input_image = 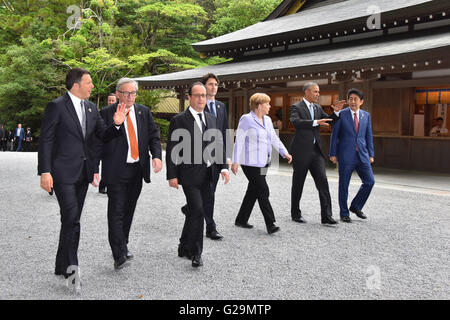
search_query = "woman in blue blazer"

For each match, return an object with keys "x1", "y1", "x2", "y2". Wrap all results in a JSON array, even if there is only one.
[{"x1": 231, "y1": 93, "x2": 292, "y2": 234}]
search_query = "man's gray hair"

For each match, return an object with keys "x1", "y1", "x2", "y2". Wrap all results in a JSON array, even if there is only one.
[
  {"x1": 116, "y1": 78, "x2": 139, "y2": 91},
  {"x1": 303, "y1": 82, "x2": 319, "y2": 93}
]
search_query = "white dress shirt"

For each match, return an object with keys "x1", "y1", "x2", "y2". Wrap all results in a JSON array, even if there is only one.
[
  {"x1": 189, "y1": 106, "x2": 206, "y2": 133},
  {"x1": 350, "y1": 108, "x2": 360, "y2": 123},
  {"x1": 67, "y1": 91, "x2": 85, "y2": 127}
]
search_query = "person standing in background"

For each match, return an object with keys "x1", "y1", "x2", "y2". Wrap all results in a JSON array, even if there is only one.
[
  {"x1": 99, "y1": 93, "x2": 118, "y2": 194},
  {"x1": 15, "y1": 123, "x2": 25, "y2": 151}
]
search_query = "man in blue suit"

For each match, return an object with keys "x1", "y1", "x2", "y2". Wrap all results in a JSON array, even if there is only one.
[
  {"x1": 329, "y1": 88, "x2": 375, "y2": 223},
  {"x1": 15, "y1": 123, "x2": 25, "y2": 151}
]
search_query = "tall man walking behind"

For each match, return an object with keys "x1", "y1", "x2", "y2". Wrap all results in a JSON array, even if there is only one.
[
  {"x1": 38, "y1": 68, "x2": 126, "y2": 290},
  {"x1": 329, "y1": 88, "x2": 375, "y2": 223},
  {"x1": 198, "y1": 73, "x2": 230, "y2": 240},
  {"x1": 99, "y1": 78, "x2": 162, "y2": 270},
  {"x1": 289, "y1": 82, "x2": 345, "y2": 224}
]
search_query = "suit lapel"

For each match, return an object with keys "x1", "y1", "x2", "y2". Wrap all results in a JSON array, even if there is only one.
[
  {"x1": 64, "y1": 93, "x2": 84, "y2": 140},
  {"x1": 134, "y1": 104, "x2": 144, "y2": 153},
  {"x1": 185, "y1": 109, "x2": 199, "y2": 137},
  {"x1": 299, "y1": 100, "x2": 312, "y2": 120}
]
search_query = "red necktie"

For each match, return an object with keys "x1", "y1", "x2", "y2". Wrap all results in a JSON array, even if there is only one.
[{"x1": 354, "y1": 112, "x2": 359, "y2": 151}]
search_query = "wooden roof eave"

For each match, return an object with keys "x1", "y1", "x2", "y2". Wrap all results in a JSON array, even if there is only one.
[{"x1": 192, "y1": 1, "x2": 450, "y2": 55}]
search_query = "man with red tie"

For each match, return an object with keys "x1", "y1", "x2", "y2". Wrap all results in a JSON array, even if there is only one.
[
  {"x1": 329, "y1": 88, "x2": 375, "y2": 223},
  {"x1": 99, "y1": 78, "x2": 162, "y2": 269}
]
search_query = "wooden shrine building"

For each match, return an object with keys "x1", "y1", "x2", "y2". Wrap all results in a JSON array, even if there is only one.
[{"x1": 135, "y1": 0, "x2": 450, "y2": 173}]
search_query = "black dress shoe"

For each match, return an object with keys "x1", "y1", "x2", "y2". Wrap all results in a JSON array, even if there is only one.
[
  {"x1": 181, "y1": 205, "x2": 188, "y2": 215},
  {"x1": 178, "y1": 245, "x2": 191, "y2": 259},
  {"x1": 340, "y1": 216, "x2": 352, "y2": 223},
  {"x1": 267, "y1": 224, "x2": 280, "y2": 234},
  {"x1": 126, "y1": 251, "x2": 134, "y2": 260},
  {"x1": 114, "y1": 256, "x2": 130, "y2": 270},
  {"x1": 350, "y1": 207, "x2": 367, "y2": 219},
  {"x1": 321, "y1": 216, "x2": 338, "y2": 225},
  {"x1": 292, "y1": 216, "x2": 307, "y2": 223},
  {"x1": 192, "y1": 255, "x2": 203, "y2": 268},
  {"x1": 206, "y1": 230, "x2": 223, "y2": 240},
  {"x1": 235, "y1": 221, "x2": 253, "y2": 229}
]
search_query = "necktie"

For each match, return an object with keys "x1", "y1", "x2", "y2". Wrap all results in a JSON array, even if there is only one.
[
  {"x1": 354, "y1": 112, "x2": 359, "y2": 133},
  {"x1": 309, "y1": 103, "x2": 315, "y2": 120},
  {"x1": 354, "y1": 112, "x2": 359, "y2": 152},
  {"x1": 209, "y1": 101, "x2": 216, "y2": 117},
  {"x1": 80, "y1": 100, "x2": 86, "y2": 138},
  {"x1": 126, "y1": 110, "x2": 139, "y2": 160},
  {"x1": 309, "y1": 103, "x2": 316, "y2": 144},
  {"x1": 198, "y1": 113, "x2": 207, "y2": 133}
]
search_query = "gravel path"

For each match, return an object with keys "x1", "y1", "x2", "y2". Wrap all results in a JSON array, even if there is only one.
[{"x1": 0, "y1": 152, "x2": 448, "y2": 300}]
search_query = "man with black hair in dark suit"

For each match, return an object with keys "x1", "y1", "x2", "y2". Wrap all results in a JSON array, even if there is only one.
[
  {"x1": 289, "y1": 82, "x2": 345, "y2": 225},
  {"x1": 167, "y1": 82, "x2": 229, "y2": 268},
  {"x1": 0, "y1": 124, "x2": 6, "y2": 151},
  {"x1": 38, "y1": 68, "x2": 126, "y2": 291}
]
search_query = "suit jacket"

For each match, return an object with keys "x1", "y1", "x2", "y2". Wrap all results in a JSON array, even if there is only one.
[
  {"x1": 99, "y1": 103, "x2": 162, "y2": 185},
  {"x1": 289, "y1": 99, "x2": 339, "y2": 158},
  {"x1": 15, "y1": 128, "x2": 25, "y2": 140},
  {"x1": 166, "y1": 109, "x2": 226, "y2": 187},
  {"x1": 329, "y1": 107, "x2": 374, "y2": 165},
  {"x1": 38, "y1": 92, "x2": 121, "y2": 184},
  {"x1": 206, "y1": 100, "x2": 231, "y2": 161}
]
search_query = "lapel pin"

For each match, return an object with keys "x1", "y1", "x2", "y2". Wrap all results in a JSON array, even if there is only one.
[
  {"x1": 88, "y1": 108, "x2": 92, "y2": 112},
  {"x1": 138, "y1": 111, "x2": 142, "y2": 115}
]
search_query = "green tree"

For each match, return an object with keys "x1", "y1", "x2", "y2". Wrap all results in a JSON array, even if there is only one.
[
  {"x1": 0, "y1": 37, "x2": 66, "y2": 134},
  {"x1": 208, "y1": 0, "x2": 282, "y2": 37}
]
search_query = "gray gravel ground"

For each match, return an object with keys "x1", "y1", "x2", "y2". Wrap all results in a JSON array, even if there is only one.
[{"x1": 0, "y1": 152, "x2": 449, "y2": 300}]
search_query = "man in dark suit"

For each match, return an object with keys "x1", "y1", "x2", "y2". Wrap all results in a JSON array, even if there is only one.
[
  {"x1": 289, "y1": 82, "x2": 345, "y2": 225},
  {"x1": 99, "y1": 78, "x2": 162, "y2": 270},
  {"x1": 98, "y1": 93, "x2": 118, "y2": 194},
  {"x1": 38, "y1": 68, "x2": 126, "y2": 291},
  {"x1": 330, "y1": 88, "x2": 375, "y2": 223},
  {"x1": 0, "y1": 124, "x2": 6, "y2": 151},
  {"x1": 167, "y1": 82, "x2": 229, "y2": 268},
  {"x1": 195, "y1": 73, "x2": 231, "y2": 240}
]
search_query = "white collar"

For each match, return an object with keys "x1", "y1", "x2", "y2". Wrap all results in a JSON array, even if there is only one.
[
  {"x1": 303, "y1": 98, "x2": 314, "y2": 108},
  {"x1": 67, "y1": 91, "x2": 82, "y2": 106},
  {"x1": 189, "y1": 106, "x2": 205, "y2": 118}
]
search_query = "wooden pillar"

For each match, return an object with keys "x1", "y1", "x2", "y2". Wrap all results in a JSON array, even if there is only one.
[
  {"x1": 363, "y1": 80, "x2": 373, "y2": 115},
  {"x1": 228, "y1": 89, "x2": 235, "y2": 129},
  {"x1": 243, "y1": 88, "x2": 249, "y2": 114},
  {"x1": 176, "y1": 88, "x2": 186, "y2": 113}
]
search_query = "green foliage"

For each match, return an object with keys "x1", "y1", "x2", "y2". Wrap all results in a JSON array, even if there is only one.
[
  {"x1": 153, "y1": 117, "x2": 170, "y2": 142},
  {"x1": 208, "y1": 0, "x2": 282, "y2": 36},
  {"x1": 0, "y1": 0, "x2": 279, "y2": 135}
]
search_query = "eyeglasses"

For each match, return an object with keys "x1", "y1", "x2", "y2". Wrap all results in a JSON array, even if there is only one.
[
  {"x1": 190, "y1": 94, "x2": 206, "y2": 99},
  {"x1": 118, "y1": 91, "x2": 137, "y2": 97}
]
